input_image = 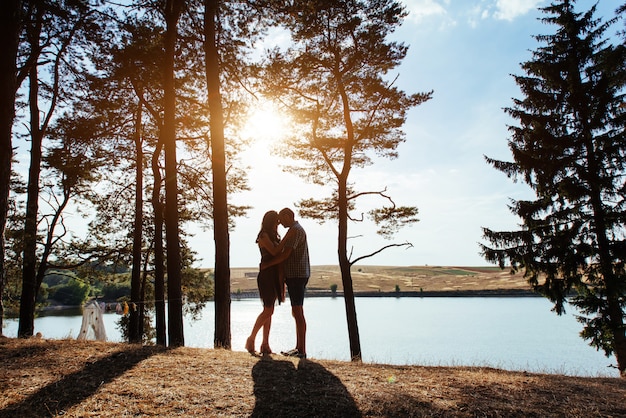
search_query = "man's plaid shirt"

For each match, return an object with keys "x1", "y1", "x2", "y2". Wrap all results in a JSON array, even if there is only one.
[{"x1": 283, "y1": 221, "x2": 310, "y2": 279}]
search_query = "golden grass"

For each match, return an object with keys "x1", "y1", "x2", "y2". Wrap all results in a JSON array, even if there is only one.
[
  {"x1": 1, "y1": 338, "x2": 625, "y2": 417},
  {"x1": 230, "y1": 265, "x2": 532, "y2": 294}
]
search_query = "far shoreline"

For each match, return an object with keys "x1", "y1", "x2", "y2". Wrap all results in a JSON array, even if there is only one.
[
  {"x1": 232, "y1": 288, "x2": 539, "y2": 299},
  {"x1": 31, "y1": 289, "x2": 540, "y2": 315}
]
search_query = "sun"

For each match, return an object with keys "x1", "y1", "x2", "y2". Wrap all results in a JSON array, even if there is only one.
[{"x1": 241, "y1": 102, "x2": 292, "y2": 144}]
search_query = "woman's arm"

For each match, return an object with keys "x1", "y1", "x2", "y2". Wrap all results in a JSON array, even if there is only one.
[{"x1": 258, "y1": 232, "x2": 282, "y2": 257}]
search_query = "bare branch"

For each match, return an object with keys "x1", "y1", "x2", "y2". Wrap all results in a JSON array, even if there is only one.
[{"x1": 349, "y1": 241, "x2": 413, "y2": 266}]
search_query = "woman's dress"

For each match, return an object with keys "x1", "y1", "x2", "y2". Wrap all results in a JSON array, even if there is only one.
[{"x1": 257, "y1": 246, "x2": 282, "y2": 306}]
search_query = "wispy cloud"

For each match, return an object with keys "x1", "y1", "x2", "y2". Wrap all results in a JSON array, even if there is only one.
[
  {"x1": 492, "y1": 0, "x2": 544, "y2": 21},
  {"x1": 403, "y1": 0, "x2": 543, "y2": 30},
  {"x1": 404, "y1": 0, "x2": 455, "y2": 27}
]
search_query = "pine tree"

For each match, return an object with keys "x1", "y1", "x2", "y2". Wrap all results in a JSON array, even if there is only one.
[
  {"x1": 261, "y1": 0, "x2": 431, "y2": 361},
  {"x1": 481, "y1": 0, "x2": 626, "y2": 377}
]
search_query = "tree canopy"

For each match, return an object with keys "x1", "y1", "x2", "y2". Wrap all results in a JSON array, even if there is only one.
[{"x1": 481, "y1": 0, "x2": 626, "y2": 377}]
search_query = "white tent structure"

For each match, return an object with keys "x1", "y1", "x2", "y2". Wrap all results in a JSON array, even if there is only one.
[{"x1": 77, "y1": 300, "x2": 107, "y2": 341}]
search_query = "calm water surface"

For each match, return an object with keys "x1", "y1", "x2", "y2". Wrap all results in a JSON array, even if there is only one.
[{"x1": 3, "y1": 297, "x2": 618, "y2": 377}]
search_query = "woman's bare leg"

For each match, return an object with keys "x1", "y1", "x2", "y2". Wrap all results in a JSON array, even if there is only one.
[
  {"x1": 260, "y1": 313, "x2": 273, "y2": 354},
  {"x1": 247, "y1": 306, "x2": 274, "y2": 353}
]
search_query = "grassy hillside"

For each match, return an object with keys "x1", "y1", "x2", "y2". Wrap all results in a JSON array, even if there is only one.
[{"x1": 230, "y1": 265, "x2": 531, "y2": 294}]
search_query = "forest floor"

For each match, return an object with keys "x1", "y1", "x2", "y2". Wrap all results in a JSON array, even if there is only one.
[{"x1": 1, "y1": 338, "x2": 625, "y2": 417}]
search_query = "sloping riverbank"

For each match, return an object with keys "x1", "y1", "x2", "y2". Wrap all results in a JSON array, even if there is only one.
[{"x1": 1, "y1": 338, "x2": 625, "y2": 417}]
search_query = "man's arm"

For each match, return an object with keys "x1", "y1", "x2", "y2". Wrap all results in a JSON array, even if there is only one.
[
  {"x1": 275, "y1": 226, "x2": 296, "y2": 253},
  {"x1": 260, "y1": 247, "x2": 292, "y2": 270}
]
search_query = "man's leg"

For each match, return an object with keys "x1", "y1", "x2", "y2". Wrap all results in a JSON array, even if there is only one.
[
  {"x1": 285, "y1": 277, "x2": 308, "y2": 357},
  {"x1": 292, "y1": 305, "x2": 306, "y2": 355}
]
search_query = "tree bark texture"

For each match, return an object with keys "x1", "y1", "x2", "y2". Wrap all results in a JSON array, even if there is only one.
[
  {"x1": 163, "y1": 0, "x2": 184, "y2": 347},
  {"x1": 0, "y1": 0, "x2": 20, "y2": 336},
  {"x1": 205, "y1": 0, "x2": 231, "y2": 349},
  {"x1": 152, "y1": 141, "x2": 167, "y2": 346},
  {"x1": 18, "y1": 18, "x2": 43, "y2": 337},
  {"x1": 129, "y1": 100, "x2": 144, "y2": 344}
]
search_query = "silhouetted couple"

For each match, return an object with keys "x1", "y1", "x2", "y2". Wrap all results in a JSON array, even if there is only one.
[{"x1": 246, "y1": 208, "x2": 310, "y2": 359}]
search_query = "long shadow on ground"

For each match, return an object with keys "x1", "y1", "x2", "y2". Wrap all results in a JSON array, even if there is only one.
[
  {"x1": 0, "y1": 344, "x2": 162, "y2": 417},
  {"x1": 252, "y1": 356, "x2": 361, "y2": 417}
]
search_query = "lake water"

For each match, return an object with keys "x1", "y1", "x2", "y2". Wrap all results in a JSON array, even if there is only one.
[{"x1": 2, "y1": 297, "x2": 619, "y2": 377}]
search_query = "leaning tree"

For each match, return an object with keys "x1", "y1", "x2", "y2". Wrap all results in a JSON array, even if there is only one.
[
  {"x1": 261, "y1": 0, "x2": 431, "y2": 361},
  {"x1": 481, "y1": 0, "x2": 626, "y2": 377}
]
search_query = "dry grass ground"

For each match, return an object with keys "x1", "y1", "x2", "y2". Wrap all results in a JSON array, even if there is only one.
[{"x1": 1, "y1": 338, "x2": 625, "y2": 417}]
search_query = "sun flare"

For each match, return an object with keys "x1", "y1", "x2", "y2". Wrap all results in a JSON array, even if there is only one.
[{"x1": 241, "y1": 103, "x2": 292, "y2": 144}]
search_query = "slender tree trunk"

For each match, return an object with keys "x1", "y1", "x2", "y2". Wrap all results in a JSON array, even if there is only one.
[
  {"x1": 35, "y1": 175, "x2": 71, "y2": 292},
  {"x1": 152, "y1": 142, "x2": 166, "y2": 346},
  {"x1": 0, "y1": 0, "x2": 21, "y2": 336},
  {"x1": 337, "y1": 75, "x2": 361, "y2": 361},
  {"x1": 18, "y1": 26, "x2": 43, "y2": 338},
  {"x1": 129, "y1": 100, "x2": 144, "y2": 344},
  {"x1": 140, "y1": 260, "x2": 148, "y2": 343},
  {"x1": 204, "y1": 0, "x2": 231, "y2": 349},
  {"x1": 163, "y1": 0, "x2": 184, "y2": 347},
  {"x1": 338, "y1": 177, "x2": 361, "y2": 361}
]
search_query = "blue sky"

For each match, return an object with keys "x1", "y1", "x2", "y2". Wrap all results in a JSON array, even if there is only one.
[
  {"x1": 196, "y1": 0, "x2": 623, "y2": 269},
  {"x1": 14, "y1": 1, "x2": 615, "y2": 269}
]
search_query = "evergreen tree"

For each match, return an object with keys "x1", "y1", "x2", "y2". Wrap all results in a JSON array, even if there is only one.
[
  {"x1": 17, "y1": 0, "x2": 101, "y2": 338},
  {"x1": 481, "y1": 0, "x2": 626, "y2": 377},
  {"x1": 199, "y1": 0, "x2": 268, "y2": 349}
]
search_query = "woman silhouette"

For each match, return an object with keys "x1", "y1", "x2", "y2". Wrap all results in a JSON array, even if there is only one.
[{"x1": 246, "y1": 210, "x2": 285, "y2": 354}]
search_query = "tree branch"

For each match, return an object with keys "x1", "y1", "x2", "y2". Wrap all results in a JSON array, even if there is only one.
[{"x1": 349, "y1": 241, "x2": 413, "y2": 266}]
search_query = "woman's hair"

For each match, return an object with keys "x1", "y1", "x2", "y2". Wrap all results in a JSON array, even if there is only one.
[{"x1": 257, "y1": 210, "x2": 280, "y2": 244}]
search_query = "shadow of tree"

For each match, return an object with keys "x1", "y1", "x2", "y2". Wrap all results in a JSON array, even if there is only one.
[
  {"x1": 0, "y1": 344, "x2": 162, "y2": 417},
  {"x1": 252, "y1": 356, "x2": 361, "y2": 417}
]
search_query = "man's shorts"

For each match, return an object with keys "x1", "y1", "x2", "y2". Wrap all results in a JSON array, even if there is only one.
[{"x1": 285, "y1": 277, "x2": 309, "y2": 306}]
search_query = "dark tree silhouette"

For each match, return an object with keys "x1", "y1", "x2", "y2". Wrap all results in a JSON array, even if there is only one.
[
  {"x1": 481, "y1": 1, "x2": 626, "y2": 377},
  {"x1": 163, "y1": 0, "x2": 185, "y2": 347},
  {"x1": 261, "y1": 0, "x2": 431, "y2": 361},
  {"x1": 204, "y1": 0, "x2": 231, "y2": 349},
  {"x1": 18, "y1": 0, "x2": 98, "y2": 338},
  {"x1": 0, "y1": 0, "x2": 21, "y2": 335}
]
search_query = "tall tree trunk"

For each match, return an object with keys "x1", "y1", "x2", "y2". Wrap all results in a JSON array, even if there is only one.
[
  {"x1": 18, "y1": 20, "x2": 43, "y2": 337},
  {"x1": 0, "y1": 0, "x2": 21, "y2": 336},
  {"x1": 129, "y1": 100, "x2": 144, "y2": 344},
  {"x1": 163, "y1": 0, "x2": 184, "y2": 347},
  {"x1": 337, "y1": 75, "x2": 361, "y2": 361},
  {"x1": 152, "y1": 142, "x2": 166, "y2": 346},
  {"x1": 338, "y1": 177, "x2": 361, "y2": 361},
  {"x1": 204, "y1": 0, "x2": 231, "y2": 349}
]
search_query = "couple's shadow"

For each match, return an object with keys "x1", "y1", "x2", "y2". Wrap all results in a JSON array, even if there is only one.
[{"x1": 251, "y1": 355, "x2": 361, "y2": 417}]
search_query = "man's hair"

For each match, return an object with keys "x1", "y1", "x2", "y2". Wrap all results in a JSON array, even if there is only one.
[{"x1": 279, "y1": 207, "x2": 294, "y2": 220}]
